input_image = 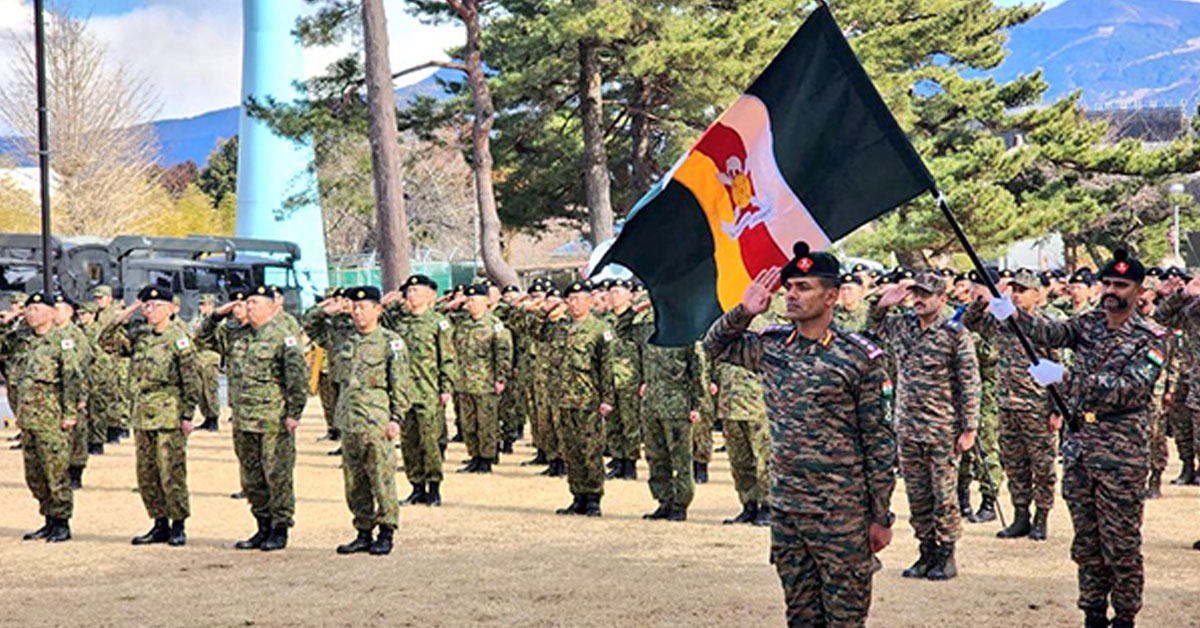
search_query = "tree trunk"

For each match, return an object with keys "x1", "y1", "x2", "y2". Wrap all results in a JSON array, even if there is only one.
[
  {"x1": 579, "y1": 37, "x2": 614, "y2": 244},
  {"x1": 361, "y1": 0, "x2": 411, "y2": 289},
  {"x1": 629, "y1": 76, "x2": 654, "y2": 202},
  {"x1": 455, "y1": 0, "x2": 519, "y2": 286}
]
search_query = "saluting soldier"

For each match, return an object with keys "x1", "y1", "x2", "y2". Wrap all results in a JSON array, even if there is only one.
[
  {"x1": 1152, "y1": 268, "x2": 1200, "y2": 487},
  {"x1": 704, "y1": 244, "x2": 895, "y2": 627},
  {"x1": 91, "y1": 285, "x2": 129, "y2": 443},
  {"x1": 1016, "y1": 250, "x2": 1165, "y2": 628},
  {"x1": 303, "y1": 288, "x2": 357, "y2": 456},
  {"x1": 450, "y1": 284, "x2": 512, "y2": 474},
  {"x1": 190, "y1": 293, "x2": 223, "y2": 432},
  {"x1": 99, "y1": 286, "x2": 203, "y2": 547},
  {"x1": 51, "y1": 295, "x2": 94, "y2": 491},
  {"x1": 601, "y1": 279, "x2": 642, "y2": 480},
  {"x1": 334, "y1": 287, "x2": 411, "y2": 556},
  {"x1": 832, "y1": 272, "x2": 869, "y2": 333}
]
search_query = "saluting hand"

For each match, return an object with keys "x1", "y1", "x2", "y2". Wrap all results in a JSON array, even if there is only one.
[
  {"x1": 118, "y1": 300, "x2": 143, "y2": 323},
  {"x1": 741, "y1": 267, "x2": 780, "y2": 316},
  {"x1": 876, "y1": 282, "x2": 911, "y2": 309},
  {"x1": 381, "y1": 291, "x2": 404, "y2": 306},
  {"x1": 215, "y1": 301, "x2": 237, "y2": 316}
]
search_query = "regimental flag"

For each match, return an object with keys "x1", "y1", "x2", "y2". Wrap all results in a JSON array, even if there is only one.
[{"x1": 596, "y1": 6, "x2": 936, "y2": 346}]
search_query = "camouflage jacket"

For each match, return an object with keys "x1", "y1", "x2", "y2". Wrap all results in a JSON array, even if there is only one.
[
  {"x1": 832, "y1": 303, "x2": 869, "y2": 334},
  {"x1": 302, "y1": 307, "x2": 356, "y2": 384},
  {"x1": 451, "y1": 312, "x2": 512, "y2": 395},
  {"x1": 1153, "y1": 293, "x2": 1199, "y2": 391},
  {"x1": 961, "y1": 299, "x2": 1060, "y2": 413},
  {"x1": 544, "y1": 314, "x2": 614, "y2": 410},
  {"x1": 195, "y1": 314, "x2": 253, "y2": 401},
  {"x1": 615, "y1": 307, "x2": 703, "y2": 416},
  {"x1": 704, "y1": 305, "x2": 895, "y2": 524},
  {"x1": 335, "y1": 325, "x2": 411, "y2": 433},
  {"x1": 869, "y1": 302, "x2": 981, "y2": 441},
  {"x1": 10, "y1": 327, "x2": 84, "y2": 431},
  {"x1": 57, "y1": 322, "x2": 94, "y2": 406},
  {"x1": 602, "y1": 307, "x2": 642, "y2": 391},
  {"x1": 708, "y1": 314, "x2": 767, "y2": 422},
  {"x1": 234, "y1": 316, "x2": 309, "y2": 432},
  {"x1": 1016, "y1": 309, "x2": 1165, "y2": 468},
  {"x1": 500, "y1": 303, "x2": 541, "y2": 383},
  {"x1": 99, "y1": 320, "x2": 202, "y2": 431},
  {"x1": 383, "y1": 306, "x2": 456, "y2": 405},
  {"x1": 0, "y1": 319, "x2": 34, "y2": 384},
  {"x1": 82, "y1": 319, "x2": 116, "y2": 383}
]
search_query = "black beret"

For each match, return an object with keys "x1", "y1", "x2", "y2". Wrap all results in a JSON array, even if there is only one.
[
  {"x1": 563, "y1": 281, "x2": 591, "y2": 297},
  {"x1": 52, "y1": 293, "x2": 76, "y2": 308},
  {"x1": 954, "y1": 273, "x2": 970, "y2": 283},
  {"x1": 545, "y1": 287, "x2": 562, "y2": 298},
  {"x1": 1098, "y1": 249, "x2": 1146, "y2": 283},
  {"x1": 998, "y1": 268, "x2": 1015, "y2": 279},
  {"x1": 1146, "y1": 267, "x2": 1163, "y2": 278},
  {"x1": 248, "y1": 285, "x2": 280, "y2": 299},
  {"x1": 405, "y1": 275, "x2": 438, "y2": 291},
  {"x1": 851, "y1": 263, "x2": 867, "y2": 273},
  {"x1": 840, "y1": 273, "x2": 863, "y2": 286},
  {"x1": 968, "y1": 267, "x2": 1001, "y2": 286},
  {"x1": 867, "y1": 269, "x2": 882, "y2": 278},
  {"x1": 463, "y1": 284, "x2": 488, "y2": 298},
  {"x1": 780, "y1": 241, "x2": 841, "y2": 284},
  {"x1": 229, "y1": 288, "x2": 249, "y2": 302},
  {"x1": 25, "y1": 292, "x2": 51, "y2": 307},
  {"x1": 1164, "y1": 266, "x2": 1193, "y2": 282},
  {"x1": 937, "y1": 268, "x2": 955, "y2": 278},
  {"x1": 502, "y1": 285, "x2": 522, "y2": 295},
  {"x1": 138, "y1": 285, "x2": 173, "y2": 302},
  {"x1": 1069, "y1": 269, "x2": 1094, "y2": 285},
  {"x1": 347, "y1": 286, "x2": 382, "y2": 302}
]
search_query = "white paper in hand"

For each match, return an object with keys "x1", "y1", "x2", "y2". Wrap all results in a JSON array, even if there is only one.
[
  {"x1": 1028, "y1": 359, "x2": 1065, "y2": 387},
  {"x1": 989, "y1": 295, "x2": 1016, "y2": 321}
]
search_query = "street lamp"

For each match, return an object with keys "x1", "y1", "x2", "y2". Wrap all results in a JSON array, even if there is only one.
[{"x1": 1169, "y1": 183, "x2": 1186, "y2": 263}]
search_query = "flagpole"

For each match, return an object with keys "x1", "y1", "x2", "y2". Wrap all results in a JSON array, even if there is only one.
[
  {"x1": 33, "y1": 0, "x2": 53, "y2": 295},
  {"x1": 932, "y1": 190, "x2": 1077, "y2": 433}
]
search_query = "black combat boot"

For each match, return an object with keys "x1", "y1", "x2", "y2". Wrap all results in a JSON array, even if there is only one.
[
  {"x1": 450, "y1": 432, "x2": 464, "y2": 443},
  {"x1": 1144, "y1": 471, "x2": 1162, "y2": 499},
  {"x1": 106, "y1": 427, "x2": 121, "y2": 444},
  {"x1": 1193, "y1": 539, "x2": 1200, "y2": 550},
  {"x1": 68, "y1": 466, "x2": 83, "y2": 491},
  {"x1": 1109, "y1": 619, "x2": 1133, "y2": 628},
  {"x1": 1170, "y1": 459, "x2": 1195, "y2": 485},
  {"x1": 369, "y1": 526, "x2": 394, "y2": 556},
  {"x1": 556, "y1": 495, "x2": 586, "y2": 515},
  {"x1": 521, "y1": 450, "x2": 548, "y2": 466},
  {"x1": 426, "y1": 482, "x2": 442, "y2": 507},
  {"x1": 694, "y1": 461, "x2": 709, "y2": 484},
  {"x1": 235, "y1": 517, "x2": 271, "y2": 550},
  {"x1": 1029, "y1": 508, "x2": 1049, "y2": 541},
  {"x1": 230, "y1": 491, "x2": 245, "y2": 499},
  {"x1": 132, "y1": 518, "x2": 170, "y2": 545},
  {"x1": 327, "y1": 446, "x2": 343, "y2": 457},
  {"x1": 46, "y1": 517, "x2": 71, "y2": 543},
  {"x1": 547, "y1": 459, "x2": 565, "y2": 477},
  {"x1": 902, "y1": 541, "x2": 937, "y2": 578},
  {"x1": 926, "y1": 542, "x2": 957, "y2": 580},
  {"x1": 337, "y1": 529, "x2": 374, "y2": 554},
  {"x1": 623, "y1": 459, "x2": 638, "y2": 480},
  {"x1": 23, "y1": 516, "x2": 52, "y2": 541},
  {"x1": 1083, "y1": 605, "x2": 1110, "y2": 628},
  {"x1": 996, "y1": 505, "x2": 1031, "y2": 539},
  {"x1": 584, "y1": 494, "x2": 602, "y2": 517},
  {"x1": 473, "y1": 458, "x2": 493, "y2": 474},
  {"x1": 643, "y1": 503, "x2": 671, "y2": 520},
  {"x1": 457, "y1": 457, "x2": 481, "y2": 473},
  {"x1": 723, "y1": 502, "x2": 757, "y2": 525},
  {"x1": 167, "y1": 520, "x2": 187, "y2": 547},
  {"x1": 666, "y1": 508, "x2": 687, "y2": 522},
  {"x1": 957, "y1": 483, "x2": 973, "y2": 519},
  {"x1": 199, "y1": 417, "x2": 219, "y2": 432},
  {"x1": 260, "y1": 526, "x2": 288, "y2": 552},
  {"x1": 969, "y1": 494, "x2": 997, "y2": 523},
  {"x1": 753, "y1": 503, "x2": 770, "y2": 526},
  {"x1": 500, "y1": 440, "x2": 514, "y2": 454},
  {"x1": 87, "y1": 442, "x2": 104, "y2": 455},
  {"x1": 400, "y1": 483, "x2": 427, "y2": 506},
  {"x1": 605, "y1": 459, "x2": 626, "y2": 480}
]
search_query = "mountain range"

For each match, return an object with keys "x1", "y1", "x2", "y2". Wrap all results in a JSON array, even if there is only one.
[{"x1": 5, "y1": 0, "x2": 1200, "y2": 167}]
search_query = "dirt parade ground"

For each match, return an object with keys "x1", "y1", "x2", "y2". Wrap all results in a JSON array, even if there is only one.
[{"x1": 1, "y1": 398, "x2": 1198, "y2": 628}]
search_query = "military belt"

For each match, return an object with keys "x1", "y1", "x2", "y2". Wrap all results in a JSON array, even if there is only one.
[{"x1": 1081, "y1": 407, "x2": 1147, "y2": 424}]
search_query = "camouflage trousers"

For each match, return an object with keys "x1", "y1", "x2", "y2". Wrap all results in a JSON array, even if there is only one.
[
  {"x1": 499, "y1": 377, "x2": 526, "y2": 444},
  {"x1": 341, "y1": 430, "x2": 399, "y2": 531},
  {"x1": 23, "y1": 427, "x2": 73, "y2": 519},
  {"x1": 534, "y1": 378, "x2": 562, "y2": 460},
  {"x1": 317, "y1": 374, "x2": 339, "y2": 432},
  {"x1": 643, "y1": 414, "x2": 694, "y2": 510},
  {"x1": 401, "y1": 402, "x2": 444, "y2": 484},
  {"x1": 1166, "y1": 380, "x2": 1198, "y2": 468},
  {"x1": 771, "y1": 510, "x2": 880, "y2": 628},
  {"x1": 998, "y1": 408, "x2": 1057, "y2": 511},
  {"x1": 69, "y1": 413, "x2": 90, "y2": 468},
  {"x1": 958, "y1": 406, "x2": 1003, "y2": 499},
  {"x1": 233, "y1": 429, "x2": 296, "y2": 528},
  {"x1": 899, "y1": 436, "x2": 962, "y2": 545},
  {"x1": 723, "y1": 419, "x2": 769, "y2": 505},
  {"x1": 113, "y1": 363, "x2": 132, "y2": 430},
  {"x1": 455, "y1": 392, "x2": 499, "y2": 460},
  {"x1": 1063, "y1": 456, "x2": 1146, "y2": 622},
  {"x1": 1149, "y1": 407, "x2": 1168, "y2": 475},
  {"x1": 197, "y1": 352, "x2": 221, "y2": 422},
  {"x1": 135, "y1": 429, "x2": 190, "y2": 521},
  {"x1": 560, "y1": 407, "x2": 605, "y2": 497},
  {"x1": 525, "y1": 376, "x2": 545, "y2": 452},
  {"x1": 605, "y1": 387, "x2": 641, "y2": 460},
  {"x1": 693, "y1": 406, "x2": 714, "y2": 465},
  {"x1": 87, "y1": 387, "x2": 108, "y2": 445}
]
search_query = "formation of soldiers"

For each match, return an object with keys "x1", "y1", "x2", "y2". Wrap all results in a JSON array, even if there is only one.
[{"x1": 4, "y1": 244, "x2": 1200, "y2": 627}]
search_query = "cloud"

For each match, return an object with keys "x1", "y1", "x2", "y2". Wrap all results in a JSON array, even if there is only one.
[{"x1": 0, "y1": 0, "x2": 462, "y2": 125}]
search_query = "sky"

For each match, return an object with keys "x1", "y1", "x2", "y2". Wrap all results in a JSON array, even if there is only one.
[{"x1": 0, "y1": 0, "x2": 462, "y2": 123}]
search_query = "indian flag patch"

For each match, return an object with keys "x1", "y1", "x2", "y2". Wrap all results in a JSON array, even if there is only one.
[
  {"x1": 284, "y1": 336, "x2": 298, "y2": 348},
  {"x1": 882, "y1": 379, "x2": 894, "y2": 398},
  {"x1": 1147, "y1": 348, "x2": 1164, "y2": 367},
  {"x1": 175, "y1": 337, "x2": 190, "y2": 350}
]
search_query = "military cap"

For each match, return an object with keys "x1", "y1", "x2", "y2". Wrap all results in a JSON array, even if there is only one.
[
  {"x1": 502, "y1": 285, "x2": 522, "y2": 295},
  {"x1": 247, "y1": 285, "x2": 280, "y2": 299},
  {"x1": 563, "y1": 281, "x2": 591, "y2": 297},
  {"x1": 909, "y1": 271, "x2": 945, "y2": 294},
  {"x1": 1010, "y1": 269, "x2": 1041, "y2": 291},
  {"x1": 198, "y1": 293, "x2": 218, "y2": 305},
  {"x1": 867, "y1": 269, "x2": 882, "y2": 279},
  {"x1": 954, "y1": 272, "x2": 971, "y2": 284},
  {"x1": 937, "y1": 268, "x2": 956, "y2": 278},
  {"x1": 1069, "y1": 268, "x2": 1094, "y2": 285},
  {"x1": 25, "y1": 292, "x2": 51, "y2": 307},
  {"x1": 969, "y1": 267, "x2": 1001, "y2": 286},
  {"x1": 324, "y1": 286, "x2": 340, "y2": 298},
  {"x1": 877, "y1": 274, "x2": 895, "y2": 286},
  {"x1": 545, "y1": 287, "x2": 563, "y2": 299},
  {"x1": 896, "y1": 268, "x2": 916, "y2": 281},
  {"x1": 610, "y1": 279, "x2": 634, "y2": 290},
  {"x1": 229, "y1": 288, "x2": 249, "y2": 302},
  {"x1": 92, "y1": 285, "x2": 113, "y2": 298},
  {"x1": 851, "y1": 263, "x2": 867, "y2": 273},
  {"x1": 463, "y1": 284, "x2": 488, "y2": 298},
  {"x1": 138, "y1": 285, "x2": 173, "y2": 303},
  {"x1": 1146, "y1": 267, "x2": 1164, "y2": 278},
  {"x1": 595, "y1": 278, "x2": 614, "y2": 291},
  {"x1": 1164, "y1": 266, "x2": 1193, "y2": 282},
  {"x1": 77, "y1": 302, "x2": 98, "y2": 314},
  {"x1": 347, "y1": 286, "x2": 382, "y2": 302},
  {"x1": 781, "y1": 241, "x2": 841, "y2": 284},
  {"x1": 1098, "y1": 249, "x2": 1146, "y2": 283},
  {"x1": 405, "y1": 274, "x2": 438, "y2": 291},
  {"x1": 631, "y1": 281, "x2": 645, "y2": 293},
  {"x1": 998, "y1": 268, "x2": 1015, "y2": 280},
  {"x1": 1051, "y1": 268, "x2": 1067, "y2": 279},
  {"x1": 840, "y1": 273, "x2": 863, "y2": 286}
]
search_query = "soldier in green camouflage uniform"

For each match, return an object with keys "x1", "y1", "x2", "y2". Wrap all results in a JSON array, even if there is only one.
[
  {"x1": 52, "y1": 296, "x2": 94, "y2": 490},
  {"x1": 493, "y1": 285, "x2": 525, "y2": 452},
  {"x1": 334, "y1": 286, "x2": 411, "y2": 556},
  {"x1": 383, "y1": 275, "x2": 456, "y2": 506},
  {"x1": 450, "y1": 284, "x2": 512, "y2": 473},
  {"x1": 190, "y1": 294, "x2": 222, "y2": 432},
  {"x1": 705, "y1": 245, "x2": 896, "y2": 627},
  {"x1": 693, "y1": 345, "x2": 715, "y2": 484},
  {"x1": 223, "y1": 285, "x2": 309, "y2": 551},
  {"x1": 616, "y1": 300, "x2": 703, "y2": 521},
  {"x1": 75, "y1": 302, "x2": 108, "y2": 455},
  {"x1": 303, "y1": 291, "x2": 358, "y2": 456},
  {"x1": 92, "y1": 285, "x2": 130, "y2": 442},
  {"x1": 546, "y1": 281, "x2": 613, "y2": 517},
  {"x1": 601, "y1": 279, "x2": 641, "y2": 480},
  {"x1": 870, "y1": 271, "x2": 980, "y2": 581},
  {"x1": 962, "y1": 270, "x2": 1061, "y2": 541},
  {"x1": 312, "y1": 287, "x2": 344, "y2": 442},
  {"x1": 832, "y1": 273, "x2": 869, "y2": 333},
  {"x1": 195, "y1": 289, "x2": 254, "y2": 501},
  {"x1": 1152, "y1": 270, "x2": 1200, "y2": 487},
  {"x1": 99, "y1": 286, "x2": 202, "y2": 547},
  {"x1": 10, "y1": 293, "x2": 83, "y2": 542},
  {"x1": 1016, "y1": 251, "x2": 1164, "y2": 628},
  {"x1": 709, "y1": 314, "x2": 771, "y2": 527}
]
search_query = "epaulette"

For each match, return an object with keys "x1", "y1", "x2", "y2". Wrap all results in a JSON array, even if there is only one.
[
  {"x1": 942, "y1": 318, "x2": 964, "y2": 332},
  {"x1": 1135, "y1": 319, "x2": 1166, "y2": 338},
  {"x1": 845, "y1": 332, "x2": 884, "y2": 361},
  {"x1": 759, "y1": 324, "x2": 792, "y2": 336}
]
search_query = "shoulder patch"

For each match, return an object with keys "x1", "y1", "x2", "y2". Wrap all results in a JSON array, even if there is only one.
[
  {"x1": 175, "y1": 337, "x2": 191, "y2": 350},
  {"x1": 759, "y1": 324, "x2": 792, "y2": 336},
  {"x1": 389, "y1": 338, "x2": 404, "y2": 352},
  {"x1": 61, "y1": 338, "x2": 74, "y2": 350},
  {"x1": 1147, "y1": 347, "x2": 1165, "y2": 367},
  {"x1": 284, "y1": 336, "x2": 298, "y2": 348},
  {"x1": 438, "y1": 319, "x2": 450, "y2": 331},
  {"x1": 493, "y1": 322, "x2": 504, "y2": 333},
  {"x1": 603, "y1": 330, "x2": 613, "y2": 342},
  {"x1": 942, "y1": 319, "x2": 963, "y2": 332},
  {"x1": 846, "y1": 332, "x2": 883, "y2": 361}
]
